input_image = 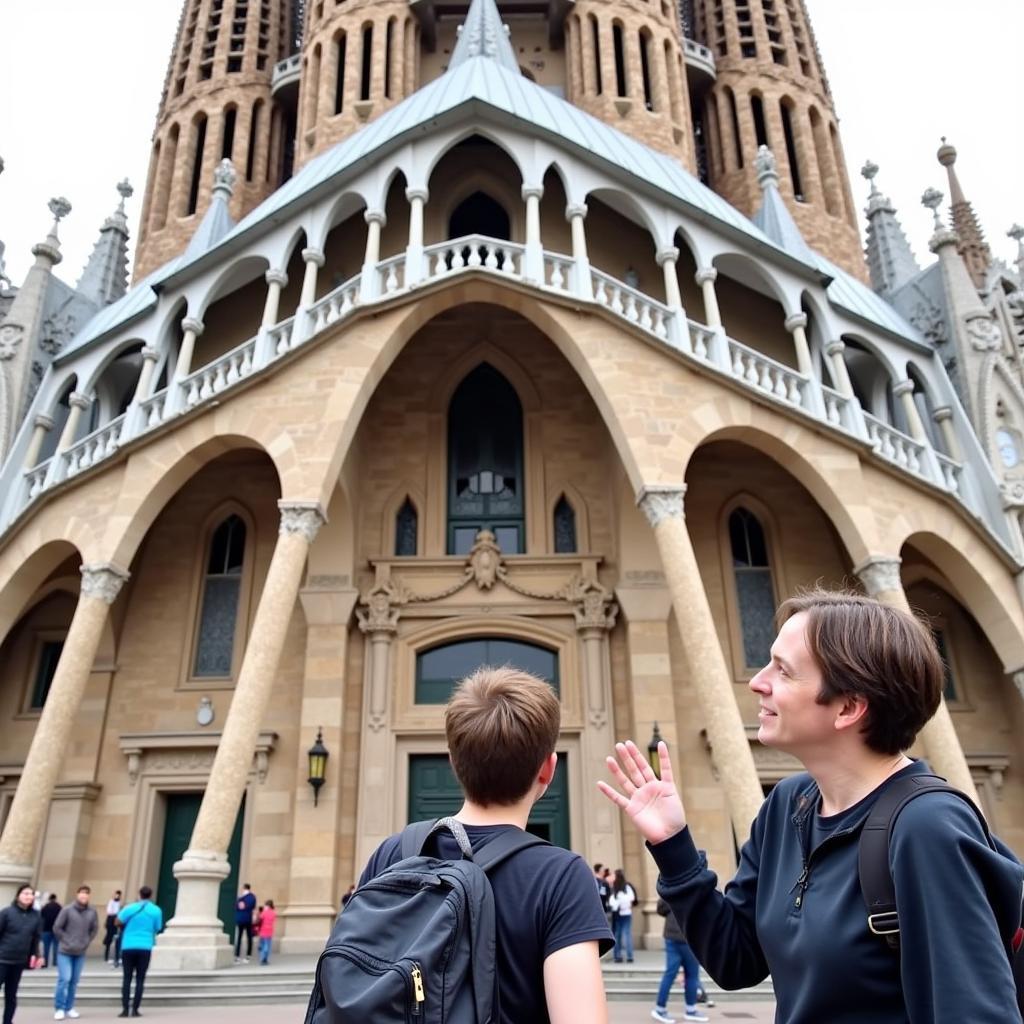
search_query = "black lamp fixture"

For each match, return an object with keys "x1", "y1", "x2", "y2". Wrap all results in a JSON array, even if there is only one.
[
  {"x1": 647, "y1": 722, "x2": 664, "y2": 779},
  {"x1": 307, "y1": 728, "x2": 329, "y2": 806}
]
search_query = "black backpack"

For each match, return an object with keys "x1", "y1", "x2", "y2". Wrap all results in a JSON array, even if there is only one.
[
  {"x1": 858, "y1": 772, "x2": 1024, "y2": 1017},
  {"x1": 304, "y1": 816, "x2": 546, "y2": 1023}
]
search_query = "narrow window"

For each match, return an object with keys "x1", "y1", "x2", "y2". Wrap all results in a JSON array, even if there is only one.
[
  {"x1": 639, "y1": 31, "x2": 653, "y2": 110},
  {"x1": 309, "y1": 44, "x2": 322, "y2": 125},
  {"x1": 385, "y1": 19, "x2": 394, "y2": 99},
  {"x1": 809, "y1": 106, "x2": 838, "y2": 215},
  {"x1": 360, "y1": 24, "x2": 373, "y2": 101},
  {"x1": 193, "y1": 514, "x2": 246, "y2": 677},
  {"x1": 591, "y1": 15, "x2": 602, "y2": 95},
  {"x1": 553, "y1": 496, "x2": 577, "y2": 553},
  {"x1": 153, "y1": 124, "x2": 177, "y2": 230},
  {"x1": 933, "y1": 627, "x2": 958, "y2": 702},
  {"x1": 221, "y1": 106, "x2": 237, "y2": 160},
  {"x1": 30, "y1": 639, "x2": 64, "y2": 709},
  {"x1": 726, "y1": 87, "x2": 743, "y2": 168},
  {"x1": 395, "y1": 498, "x2": 418, "y2": 556},
  {"x1": 245, "y1": 100, "x2": 262, "y2": 181},
  {"x1": 780, "y1": 102, "x2": 803, "y2": 199},
  {"x1": 334, "y1": 31, "x2": 346, "y2": 114},
  {"x1": 187, "y1": 114, "x2": 208, "y2": 215},
  {"x1": 612, "y1": 23, "x2": 627, "y2": 97},
  {"x1": 729, "y1": 507, "x2": 775, "y2": 670},
  {"x1": 751, "y1": 94, "x2": 768, "y2": 148}
]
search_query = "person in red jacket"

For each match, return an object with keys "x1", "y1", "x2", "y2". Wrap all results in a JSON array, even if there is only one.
[{"x1": 255, "y1": 901, "x2": 276, "y2": 965}]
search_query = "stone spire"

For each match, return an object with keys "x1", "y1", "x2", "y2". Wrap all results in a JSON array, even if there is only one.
[
  {"x1": 183, "y1": 160, "x2": 237, "y2": 261},
  {"x1": 449, "y1": 0, "x2": 520, "y2": 73},
  {"x1": 861, "y1": 160, "x2": 920, "y2": 296},
  {"x1": 751, "y1": 146, "x2": 816, "y2": 265},
  {"x1": 76, "y1": 180, "x2": 133, "y2": 307},
  {"x1": 937, "y1": 139, "x2": 991, "y2": 290},
  {"x1": 1009, "y1": 224, "x2": 1024, "y2": 282}
]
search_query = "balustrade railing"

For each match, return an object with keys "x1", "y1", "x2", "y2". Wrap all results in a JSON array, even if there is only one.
[
  {"x1": 591, "y1": 270, "x2": 670, "y2": 341},
  {"x1": 63, "y1": 415, "x2": 126, "y2": 478},
  {"x1": 24, "y1": 458, "x2": 51, "y2": 500},
  {"x1": 377, "y1": 255, "x2": 405, "y2": 295},
  {"x1": 139, "y1": 389, "x2": 168, "y2": 431},
  {"x1": 688, "y1": 320, "x2": 717, "y2": 362},
  {"x1": 821, "y1": 384, "x2": 853, "y2": 431},
  {"x1": 863, "y1": 413, "x2": 926, "y2": 476},
  {"x1": 543, "y1": 252, "x2": 574, "y2": 292},
  {"x1": 727, "y1": 339, "x2": 804, "y2": 407},
  {"x1": 268, "y1": 315, "x2": 297, "y2": 356},
  {"x1": 935, "y1": 451, "x2": 964, "y2": 495},
  {"x1": 309, "y1": 277, "x2": 360, "y2": 333},
  {"x1": 182, "y1": 337, "x2": 258, "y2": 408},
  {"x1": 424, "y1": 235, "x2": 525, "y2": 280}
]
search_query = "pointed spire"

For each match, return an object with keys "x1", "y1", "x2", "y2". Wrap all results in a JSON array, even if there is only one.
[
  {"x1": 860, "y1": 160, "x2": 920, "y2": 297},
  {"x1": 449, "y1": 0, "x2": 520, "y2": 73},
  {"x1": 1008, "y1": 224, "x2": 1024, "y2": 282},
  {"x1": 32, "y1": 197, "x2": 71, "y2": 268},
  {"x1": 937, "y1": 139, "x2": 991, "y2": 289},
  {"x1": 751, "y1": 145, "x2": 816, "y2": 265},
  {"x1": 183, "y1": 159, "x2": 238, "y2": 261},
  {"x1": 76, "y1": 179, "x2": 133, "y2": 307}
]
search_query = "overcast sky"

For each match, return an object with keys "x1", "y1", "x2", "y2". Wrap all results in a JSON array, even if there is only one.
[{"x1": 1, "y1": 0, "x2": 1021, "y2": 287}]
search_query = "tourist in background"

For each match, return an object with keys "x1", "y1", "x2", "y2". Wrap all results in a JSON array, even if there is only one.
[
  {"x1": 52, "y1": 884, "x2": 98, "y2": 1020},
  {"x1": 39, "y1": 895, "x2": 60, "y2": 969},
  {"x1": 117, "y1": 886, "x2": 163, "y2": 1019},
  {"x1": 103, "y1": 891, "x2": 121, "y2": 968},
  {"x1": 256, "y1": 900, "x2": 276, "y2": 965},
  {"x1": 0, "y1": 884, "x2": 42, "y2": 1024},
  {"x1": 608, "y1": 868, "x2": 636, "y2": 963}
]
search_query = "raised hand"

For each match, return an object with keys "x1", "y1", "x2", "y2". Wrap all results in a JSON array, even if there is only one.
[{"x1": 597, "y1": 740, "x2": 687, "y2": 845}]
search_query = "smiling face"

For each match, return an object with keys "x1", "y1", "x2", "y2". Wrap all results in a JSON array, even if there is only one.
[
  {"x1": 749, "y1": 611, "x2": 844, "y2": 758},
  {"x1": 16, "y1": 886, "x2": 34, "y2": 909}
]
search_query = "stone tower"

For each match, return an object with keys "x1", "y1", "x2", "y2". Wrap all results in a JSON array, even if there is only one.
[
  {"x1": 688, "y1": 0, "x2": 864, "y2": 278},
  {"x1": 134, "y1": 0, "x2": 302, "y2": 278}
]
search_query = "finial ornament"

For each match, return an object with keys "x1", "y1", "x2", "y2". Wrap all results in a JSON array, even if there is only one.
[
  {"x1": 936, "y1": 136, "x2": 957, "y2": 167},
  {"x1": 921, "y1": 187, "x2": 944, "y2": 231},
  {"x1": 861, "y1": 160, "x2": 880, "y2": 194},
  {"x1": 48, "y1": 197, "x2": 72, "y2": 223},
  {"x1": 213, "y1": 159, "x2": 237, "y2": 196},
  {"x1": 1008, "y1": 224, "x2": 1024, "y2": 245},
  {"x1": 755, "y1": 145, "x2": 779, "y2": 189},
  {"x1": 116, "y1": 179, "x2": 134, "y2": 209}
]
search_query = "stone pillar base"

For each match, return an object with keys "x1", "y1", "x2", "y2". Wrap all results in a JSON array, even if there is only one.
[
  {"x1": 151, "y1": 851, "x2": 234, "y2": 971},
  {"x1": 278, "y1": 903, "x2": 338, "y2": 956},
  {"x1": 0, "y1": 860, "x2": 34, "y2": 905}
]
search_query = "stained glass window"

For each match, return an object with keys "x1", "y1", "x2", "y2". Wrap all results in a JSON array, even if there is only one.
[
  {"x1": 194, "y1": 514, "x2": 246, "y2": 677},
  {"x1": 395, "y1": 498, "x2": 418, "y2": 556},
  {"x1": 553, "y1": 496, "x2": 577, "y2": 553},
  {"x1": 729, "y1": 507, "x2": 775, "y2": 670}
]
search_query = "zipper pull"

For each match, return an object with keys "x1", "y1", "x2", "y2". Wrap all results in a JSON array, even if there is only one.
[
  {"x1": 793, "y1": 864, "x2": 809, "y2": 908},
  {"x1": 411, "y1": 963, "x2": 425, "y2": 1014}
]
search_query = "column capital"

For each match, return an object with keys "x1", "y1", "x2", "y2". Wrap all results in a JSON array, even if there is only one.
[
  {"x1": 364, "y1": 208, "x2": 387, "y2": 227},
  {"x1": 68, "y1": 391, "x2": 91, "y2": 410},
  {"x1": 181, "y1": 316, "x2": 205, "y2": 337},
  {"x1": 825, "y1": 339, "x2": 846, "y2": 357},
  {"x1": 80, "y1": 562, "x2": 131, "y2": 604},
  {"x1": 140, "y1": 345, "x2": 160, "y2": 362},
  {"x1": 301, "y1": 247, "x2": 326, "y2": 267},
  {"x1": 695, "y1": 267, "x2": 717, "y2": 286},
  {"x1": 33, "y1": 413, "x2": 55, "y2": 430},
  {"x1": 784, "y1": 312, "x2": 808, "y2": 332},
  {"x1": 932, "y1": 405, "x2": 953, "y2": 424},
  {"x1": 405, "y1": 187, "x2": 429, "y2": 204},
  {"x1": 521, "y1": 185, "x2": 544, "y2": 202},
  {"x1": 565, "y1": 202, "x2": 588, "y2": 221},
  {"x1": 278, "y1": 501, "x2": 327, "y2": 542},
  {"x1": 637, "y1": 484, "x2": 687, "y2": 527},
  {"x1": 264, "y1": 268, "x2": 288, "y2": 287},
  {"x1": 854, "y1": 555, "x2": 902, "y2": 597},
  {"x1": 572, "y1": 580, "x2": 618, "y2": 633},
  {"x1": 655, "y1": 246, "x2": 680, "y2": 266},
  {"x1": 356, "y1": 582, "x2": 401, "y2": 636},
  {"x1": 892, "y1": 378, "x2": 915, "y2": 398}
]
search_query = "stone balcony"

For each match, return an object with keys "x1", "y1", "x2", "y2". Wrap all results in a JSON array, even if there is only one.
[{"x1": 683, "y1": 38, "x2": 716, "y2": 91}]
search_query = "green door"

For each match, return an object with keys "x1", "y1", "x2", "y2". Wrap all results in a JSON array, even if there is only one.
[
  {"x1": 157, "y1": 793, "x2": 245, "y2": 935},
  {"x1": 408, "y1": 754, "x2": 570, "y2": 849}
]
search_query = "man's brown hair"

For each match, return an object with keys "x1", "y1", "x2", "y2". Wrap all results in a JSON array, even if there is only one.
[
  {"x1": 777, "y1": 588, "x2": 943, "y2": 755},
  {"x1": 445, "y1": 665, "x2": 560, "y2": 806}
]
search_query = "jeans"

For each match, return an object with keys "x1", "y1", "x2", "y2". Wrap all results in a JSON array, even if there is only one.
[
  {"x1": 258, "y1": 936, "x2": 272, "y2": 964},
  {"x1": 656, "y1": 938, "x2": 702, "y2": 1010},
  {"x1": 234, "y1": 923, "x2": 253, "y2": 958},
  {"x1": 121, "y1": 949, "x2": 151, "y2": 1013},
  {"x1": 42, "y1": 931, "x2": 57, "y2": 967},
  {"x1": 0, "y1": 962, "x2": 25, "y2": 1024},
  {"x1": 612, "y1": 913, "x2": 634, "y2": 961},
  {"x1": 55, "y1": 952, "x2": 85, "y2": 1011}
]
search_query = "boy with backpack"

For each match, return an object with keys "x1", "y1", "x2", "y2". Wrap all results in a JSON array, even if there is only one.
[{"x1": 306, "y1": 665, "x2": 612, "y2": 1023}]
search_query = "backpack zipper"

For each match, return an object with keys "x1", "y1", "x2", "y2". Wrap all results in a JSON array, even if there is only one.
[{"x1": 411, "y1": 962, "x2": 425, "y2": 1016}]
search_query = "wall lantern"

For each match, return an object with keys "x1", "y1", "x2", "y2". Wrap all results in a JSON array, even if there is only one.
[{"x1": 307, "y1": 728, "x2": 329, "y2": 806}]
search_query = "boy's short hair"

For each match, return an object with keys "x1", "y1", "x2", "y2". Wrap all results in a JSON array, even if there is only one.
[
  {"x1": 777, "y1": 588, "x2": 943, "y2": 755},
  {"x1": 77, "y1": 885, "x2": 91, "y2": 894},
  {"x1": 139, "y1": 886, "x2": 153, "y2": 899},
  {"x1": 445, "y1": 665, "x2": 560, "y2": 806}
]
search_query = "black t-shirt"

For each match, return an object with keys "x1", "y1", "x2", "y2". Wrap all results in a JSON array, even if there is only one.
[{"x1": 361, "y1": 823, "x2": 613, "y2": 1024}]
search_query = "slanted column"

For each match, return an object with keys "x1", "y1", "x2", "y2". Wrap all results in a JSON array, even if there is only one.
[
  {"x1": 23, "y1": 414, "x2": 54, "y2": 469},
  {"x1": 132, "y1": 347, "x2": 161, "y2": 404},
  {"x1": 784, "y1": 313, "x2": 814, "y2": 377},
  {"x1": 153, "y1": 501, "x2": 325, "y2": 970},
  {"x1": 522, "y1": 185, "x2": 544, "y2": 283},
  {"x1": 57, "y1": 392, "x2": 91, "y2": 452},
  {"x1": 0, "y1": 563, "x2": 129, "y2": 902},
  {"x1": 893, "y1": 379, "x2": 928, "y2": 442},
  {"x1": 361, "y1": 209, "x2": 387, "y2": 300},
  {"x1": 854, "y1": 556, "x2": 979, "y2": 802},
  {"x1": 825, "y1": 340, "x2": 855, "y2": 398},
  {"x1": 695, "y1": 267, "x2": 721, "y2": 329},
  {"x1": 261, "y1": 270, "x2": 288, "y2": 328},
  {"x1": 932, "y1": 406, "x2": 963, "y2": 461},
  {"x1": 405, "y1": 188, "x2": 429, "y2": 285},
  {"x1": 657, "y1": 246, "x2": 690, "y2": 353},
  {"x1": 299, "y1": 248, "x2": 326, "y2": 309},
  {"x1": 637, "y1": 485, "x2": 763, "y2": 840},
  {"x1": 565, "y1": 203, "x2": 591, "y2": 299},
  {"x1": 173, "y1": 317, "x2": 205, "y2": 380}
]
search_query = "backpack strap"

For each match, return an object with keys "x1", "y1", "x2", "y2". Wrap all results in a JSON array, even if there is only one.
[
  {"x1": 473, "y1": 828, "x2": 549, "y2": 872},
  {"x1": 859, "y1": 773, "x2": 990, "y2": 948},
  {"x1": 399, "y1": 819, "x2": 439, "y2": 860}
]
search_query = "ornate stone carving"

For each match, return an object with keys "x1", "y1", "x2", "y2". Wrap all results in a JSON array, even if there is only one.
[
  {"x1": 965, "y1": 315, "x2": 1002, "y2": 351},
  {"x1": 469, "y1": 530, "x2": 502, "y2": 589},
  {"x1": 637, "y1": 485, "x2": 686, "y2": 527},
  {"x1": 278, "y1": 502, "x2": 326, "y2": 542},
  {"x1": 0, "y1": 323, "x2": 23, "y2": 361},
  {"x1": 80, "y1": 564, "x2": 130, "y2": 604},
  {"x1": 146, "y1": 751, "x2": 216, "y2": 773},
  {"x1": 570, "y1": 578, "x2": 618, "y2": 632},
  {"x1": 212, "y1": 158, "x2": 237, "y2": 194},
  {"x1": 854, "y1": 556, "x2": 902, "y2": 597},
  {"x1": 356, "y1": 582, "x2": 401, "y2": 635},
  {"x1": 48, "y1": 197, "x2": 72, "y2": 223}
]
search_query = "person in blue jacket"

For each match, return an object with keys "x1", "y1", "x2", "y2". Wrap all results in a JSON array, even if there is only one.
[
  {"x1": 600, "y1": 588, "x2": 1024, "y2": 1024},
  {"x1": 116, "y1": 886, "x2": 163, "y2": 1018}
]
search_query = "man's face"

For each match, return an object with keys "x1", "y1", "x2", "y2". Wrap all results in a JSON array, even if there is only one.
[
  {"x1": 16, "y1": 889, "x2": 34, "y2": 909},
  {"x1": 749, "y1": 612, "x2": 841, "y2": 757},
  {"x1": 76, "y1": 890, "x2": 90, "y2": 907}
]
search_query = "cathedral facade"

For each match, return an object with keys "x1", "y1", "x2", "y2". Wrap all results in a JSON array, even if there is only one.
[{"x1": 1, "y1": 0, "x2": 1023, "y2": 966}]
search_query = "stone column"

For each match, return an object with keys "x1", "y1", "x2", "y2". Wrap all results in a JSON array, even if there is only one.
[
  {"x1": 260, "y1": 270, "x2": 288, "y2": 329},
  {"x1": 299, "y1": 248, "x2": 326, "y2": 309},
  {"x1": 694, "y1": 267, "x2": 721, "y2": 329},
  {"x1": 893, "y1": 379, "x2": 928, "y2": 442},
  {"x1": 854, "y1": 556, "x2": 979, "y2": 802},
  {"x1": 637, "y1": 485, "x2": 763, "y2": 840},
  {"x1": 353, "y1": 583, "x2": 400, "y2": 872},
  {"x1": 361, "y1": 209, "x2": 387, "y2": 300},
  {"x1": 565, "y1": 203, "x2": 592, "y2": 299},
  {"x1": 131, "y1": 346, "x2": 161, "y2": 404},
  {"x1": 153, "y1": 501, "x2": 325, "y2": 970},
  {"x1": 522, "y1": 185, "x2": 544, "y2": 283},
  {"x1": 784, "y1": 312, "x2": 814, "y2": 377},
  {"x1": 657, "y1": 247, "x2": 690, "y2": 353},
  {"x1": 932, "y1": 406, "x2": 962, "y2": 461},
  {"x1": 22, "y1": 414, "x2": 53, "y2": 469},
  {"x1": 572, "y1": 580, "x2": 622, "y2": 871},
  {"x1": 56, "y1": 392, "x2": 91, "y2": 452},
  {"x1": 825, "y1": 340, "x2": 855, "y2": 398},
  {"x1": 0, "y1": 564, "x2": 128, "y2": 902},
  {"x1": 405, "y1": 188, "x2": 429, "y2": 285},
  {"x1": 173, "y1": 317, "x2": 205, "y2": 380}
]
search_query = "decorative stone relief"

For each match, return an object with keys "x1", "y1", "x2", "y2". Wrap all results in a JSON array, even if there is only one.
[
  {"x1": 854, "y1": 556, "x2": 902, "y2": 597},
  {"x1": 637, "y1": 486, "x2": 686, "y2": 527},
  {"x1": 279, "y1": 502, "x2": 326, "y2": 542},
  {"x1": 966, "y1": 315, "x2": 1002, "y2": 351},
  {"x1": 80, "y1": 564, "x2": 129, "y2": 604},
  {"x1": 0, "y1": 324, "x2": 22, "y2": 361},
  {"x1": 469, "y1": 530, "x2": 501, "y2": 589},
  {"x1": 356, "y1": 582, "x2": 401, "y2": 636},
  {"x1": 570, "y1": 578, "x2": 618, "y2": 633}
]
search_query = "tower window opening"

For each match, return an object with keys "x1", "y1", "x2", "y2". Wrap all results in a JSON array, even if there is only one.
[
  {"x1": 187, "y1": 115, "x2": 208, "y2": 216},
  {"x1": 334, "y1": 32, "x2": 346, "y2": 113},
  {"x1": 245, "y1": 99, "x2": 262, "y2": 181},
  {"x1": 780, "y1": 101, "x2": 803, "y2": 199},
  {"x1": 639, "y1": 30, "x2": 653, "y2": 110},
  {"x1": 221, "y1": 107, "x2": 237, "y2": 160},
  {"x1": 590, "y1": 15, "x2": 602, "y2": 95},
  {"x1": 384, "y1": 19, "x2": 394, "y2": 99},
  {"x1": 726, "y1": 87, "x2": 743, "y2": 168},
  {"x1": 360, "y1": 24, "x2": 373, "y2": 101},
  {"x1": 612, "y1": 22, "x2": 627, "y2": 97},
  {"x1": 751, "y1": 94, "x2": 768, "y2": 148},
  {"x1": 693, "y1": 103, "x2": 709, "y2": 184}
]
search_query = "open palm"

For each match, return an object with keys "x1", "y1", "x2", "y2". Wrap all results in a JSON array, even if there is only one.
[{"x1": 597, "y1": 740, "x2": 686, "y2": 845}]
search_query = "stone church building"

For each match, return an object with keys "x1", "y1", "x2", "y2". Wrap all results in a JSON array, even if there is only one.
[{"x1": 1, "y1": 0, "x2": 1024, "y2": 966}]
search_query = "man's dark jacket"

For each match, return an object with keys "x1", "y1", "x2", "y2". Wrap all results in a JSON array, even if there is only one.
[
  {"x1": 652, "y1": 760, "x2": 1023, "y2": 1024},
  {"x1": 0, "y1": 901, "x2": 42, "y2": 965}
]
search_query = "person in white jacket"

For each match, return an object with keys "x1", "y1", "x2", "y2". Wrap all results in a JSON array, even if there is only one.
[{"x1": 608, "y1": 869, "x2": 636, "y2": 962}]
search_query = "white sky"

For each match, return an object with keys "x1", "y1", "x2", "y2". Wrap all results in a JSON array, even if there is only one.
[{"x1": 1, "y1": 0, "x2": 1021, "y2": 287}]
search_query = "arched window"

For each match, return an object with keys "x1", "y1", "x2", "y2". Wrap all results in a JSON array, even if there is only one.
[
  {"x1": 638, "y1": 30, "x2": 653, "y2": 110},
  {"x1": 334, "y1": 31, "x2": 347, "y2": 114},
  {"x1": 360, "y1": 23, "x2": 373, "y2": 101},
  {"x1": 447, "y1": 192, "x2": 510, "y2": 240},
  {"x1": 553, "y1": 495, "x2": 577, "y2": 553},
  {"x1": 193, "y1": 514, "x2": 247, "y2": 677},
  {"x1": 780, "y1": 100, "x2": 803, "y2": 199},
  {"x1": 221, "y1": 106, "x2": 237, "y2": 160},
  {"x1": 728, "y1": 506, "x2": 776, "y2": 669},
  {"x1": 395, "y1": 497, "x2": 418, "y2": 556},
  {"x1": 612, "y1": 22, "x2": 627, "y2": 97},
  {"x1": 385, "y1": 18, "x2": 395, "y2": 99},
  {"x1": 447, "y1": 364, "x2": 525, "y2": 555},
  {"x1": 416, "y1": 637, "x2": 559, "y2": 703},
  {"x1": 186, "y1": 114, "x2": 208, "y2": 216},
  {"x1": 750, "y1": 94, "x2": 768, "y2": 147},
  {"x1": 590, "y1": 15, "x2": 603, "y2": 95},
  {"x1": 245, "y1": 100, "x2": 262, "y2": 182}
]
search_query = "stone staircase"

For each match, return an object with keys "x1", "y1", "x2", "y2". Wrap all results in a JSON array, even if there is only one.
[{"x1": 17, "y1": 953, "x2": 774, "y2": 1008}]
